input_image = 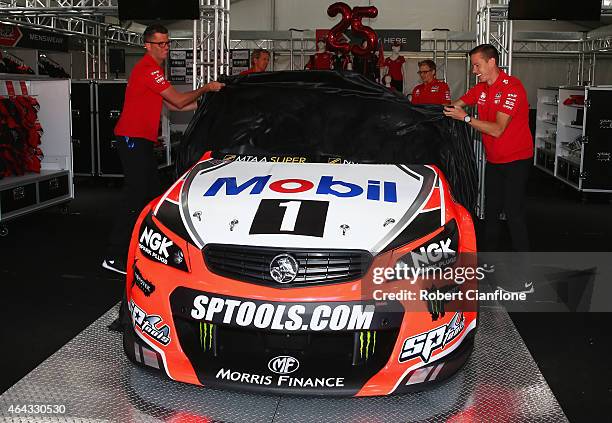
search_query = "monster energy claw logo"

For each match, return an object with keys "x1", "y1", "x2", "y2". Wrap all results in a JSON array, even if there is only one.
[
  {"x1": 199, "y1": 322, "x2": 215, "y2": 351},
  {"x1": 427, "y1": 284, "x2": 460, "y2": 321},
  {"x1": 359, "y1": 331, "x2": 377, "y2": 360}
]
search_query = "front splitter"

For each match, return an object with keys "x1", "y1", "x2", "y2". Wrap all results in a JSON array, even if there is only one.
[{"x1": 0, "y1": 303, "x2": 567, "y2": 422}]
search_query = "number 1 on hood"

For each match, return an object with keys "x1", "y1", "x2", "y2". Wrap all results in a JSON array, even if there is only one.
[{"x1": 279, "y1": 201, "x2": 301, "y2": 232}]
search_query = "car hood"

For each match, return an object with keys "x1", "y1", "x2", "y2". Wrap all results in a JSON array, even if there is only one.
[{"x1": 177, "y1": 160, "x2": 439, "y2": 254}]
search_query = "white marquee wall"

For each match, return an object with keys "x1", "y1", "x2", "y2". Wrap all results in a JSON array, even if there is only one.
[
  {"x1": 230, "y1": 0, "x2": 597, "y2": 32},
  {"x1": 231, "y1": 0, "x2": 473, "y2": 32}
]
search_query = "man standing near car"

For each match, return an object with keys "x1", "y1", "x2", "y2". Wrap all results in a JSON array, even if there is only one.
[
  {"x1": 240, "y1": 49, "x2": 271, "y2": 75},
  {"x1": 411, "y1": 59, "x2": 451, "y2": 105},
  {"x1": 443, "y1": 44, "x2": 532, "y2": 251},
  {"x1": 102, "y1": 23, "x2": 224, "y2": 275}
]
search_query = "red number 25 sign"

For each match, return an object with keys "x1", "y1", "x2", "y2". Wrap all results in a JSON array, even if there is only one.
[{"x1": 326, "y1": 2, "x2": 378, "y2": 56}]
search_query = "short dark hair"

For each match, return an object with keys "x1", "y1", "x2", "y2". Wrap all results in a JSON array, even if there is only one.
[
  {"x1": 143, "y1": 24, "x2": 168, "y2": 42},
  {"x1": 418, "y1": 59, "x2": 437, "y2": 72},
  {"x1": 469, "y1": 44, "x2": 499, "y2": 66},
  {"x1": 251, "y1": 48, "x2": 270, "y2": 65}
]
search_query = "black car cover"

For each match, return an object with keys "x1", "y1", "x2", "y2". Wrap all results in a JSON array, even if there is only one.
[{"x1": 177, "y1": 70, "x2": 477, "y2": 212}]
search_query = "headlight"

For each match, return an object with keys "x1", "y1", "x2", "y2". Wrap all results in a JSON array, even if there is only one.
[{"x1": 137, "y1": 213, "x2": 189, "y2": 272}]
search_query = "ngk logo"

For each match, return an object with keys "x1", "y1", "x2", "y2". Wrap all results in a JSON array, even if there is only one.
[
  {"x1": 139, "y1": 227, "x2": 173, "y2": 258},
  {"x1": 410, "y1": 238, "x2": 455, "y2": 268},
  {"x1": 268, "y1": 356, "x2": 300, "y2": 375}
]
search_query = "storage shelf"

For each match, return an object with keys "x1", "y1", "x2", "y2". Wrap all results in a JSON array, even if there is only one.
[
  {"x1": 0, "y1": 169, "x2": 68, "y2": 189},
  {"x1": 0, "y1": 77, "x2": 73, "y2": 226},
  {"x1": 559, "y1": 155, "x2": 581, "y2": 166},
  {"x1": 537, "y1": 86, "x2": 612, "y2": 193}
]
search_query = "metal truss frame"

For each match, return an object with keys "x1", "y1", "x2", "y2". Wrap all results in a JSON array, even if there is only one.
[
  {"x1": 1, "y1": 0, "x2": 116, "y2": 15},
  {"x1": 476, "y1": 1, "x2": 513, "y2": 74},
  {"x1": 192, "y1": 0, "x2": 230, "y2": 88},
  {"x1": 0, "y1": 0, "x2": 143, "y2": 78}
]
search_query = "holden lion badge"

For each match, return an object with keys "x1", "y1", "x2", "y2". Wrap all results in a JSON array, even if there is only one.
[{"x1": 269, "y1": 254, "x2": 299, "y2": 284}]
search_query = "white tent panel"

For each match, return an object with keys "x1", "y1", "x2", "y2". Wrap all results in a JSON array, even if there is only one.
[{"x1": 231, "y1": 0, "x2": 471, "y2": 32}]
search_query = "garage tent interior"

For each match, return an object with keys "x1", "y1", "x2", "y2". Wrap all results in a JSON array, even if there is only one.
[{"x1": 1, "y1": 1, "x2": 611, "y2": 422}]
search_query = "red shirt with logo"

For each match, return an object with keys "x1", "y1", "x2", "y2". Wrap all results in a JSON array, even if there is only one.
[
  {"x1": 384, "y1": 56, "x2": 405, "y2": 81},
  {"x1": 411, "y1": 79, "x2": 451, "y2": 105},
  {"x1": 114, "y1": 54, "x2": 169, "y2": 142},
  {"x1": 460, "y1": 70, "x2": 533, "y2": 164}
]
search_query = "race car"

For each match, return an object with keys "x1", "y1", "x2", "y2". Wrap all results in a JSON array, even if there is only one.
[{"x1": 121, "y1": 71, "x2": 478, "y2": 396}]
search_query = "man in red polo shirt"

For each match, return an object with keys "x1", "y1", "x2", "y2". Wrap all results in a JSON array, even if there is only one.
[
  {"x1": 103, "y1": 23, "x2": 224, "y2": 275},
  {"x1": 411, "y1": 59, "x2": 451, "y2": 105},
  {"x1": 443, "y1": 44, "x2": 532, "y2": 251},
  {"x1": 239, "y1": 49, "x2": 270, "y2": 75}
]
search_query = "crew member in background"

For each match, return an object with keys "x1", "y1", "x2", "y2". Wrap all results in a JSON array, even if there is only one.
[
  {"x1": 443, "y1": 44, "x2": 532, "y2": 252},
  {"x1": 240, "y1": 49, "x2": 271, "y2": 75},
  {"x1": 102, "y1": 23, "x2": 224, "y2": 275},
  {"x1": 411, "y1": 59, "x2": 451, "y2": 105}
]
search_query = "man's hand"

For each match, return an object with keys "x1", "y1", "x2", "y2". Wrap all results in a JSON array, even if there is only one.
[
  {"x1": 443, "y1": 105, "x2": 468, "y2": 121},
  {"x1": 204, "y1": 81, "x2": 225, "y2": 92}
]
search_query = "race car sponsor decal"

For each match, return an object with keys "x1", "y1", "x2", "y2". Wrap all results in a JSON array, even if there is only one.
[
  {"x1": 214, "y1": 368, "x2": 345, "y2": 388},
  {"x1": 190, "y1": 295, "x2": 375, "y2": 332},
  {"x1": 137, "y1": 216, "x2": 188, "y2": 271},
  {"x1": 182, "y1": 161, "x2": 430, "y2": 252},
  {"x1": 403, "y1": 362, "x2": 445, "y2": 385},
  {"x1": 215, "y1": 356, "x2": 344, "y2": 388},
  {"x1": 223, "y1": 154, "x2": 307, "y2": 163},
  {"x1": 139, "y1": 226, "x2": 173, "y2": 263},
  {"x1": 407, "y1": 236, "x2": 457, "y2": 268},
  {"x1": 198, "y1": 322, "x2": 215, "y2": 352},
  {"x1": 129, "y1": 300, "x2": 171, "y2": 346},
  {"x1": 133, "y1": 265, "x2": 156, "y2": 296},
  {"x1": 202, "y1": 175, "x2": 398, "y2": 203},
  {"x1": 426, "y1": 283, "x2": 461, "y2": 321},
  {"x1": 358, "y1": 330, "x2": 377, "y2": 360},
  {"x1": 249, "y1": 199, "x2": 329, "y2": 237},
  {"x1": 268, "y1": 356, "x2": 300, "y2": 374},
  {"x1": 395, "y1": 220, "x2": 459, "y2": 269},
  {"x1": 398, "y1": 312, "x2": 465, "y2": 363},
  {"x1": 327, "y1": 157, "x2": 356, "y2": 164}
]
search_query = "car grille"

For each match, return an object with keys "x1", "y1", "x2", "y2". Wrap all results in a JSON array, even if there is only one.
[
  {"x1": 203, "y1": 244, "x2": 373, "y2": 287},
  {"x1": 173, "y1": 316, "x2": 399, "y2": 367}
]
